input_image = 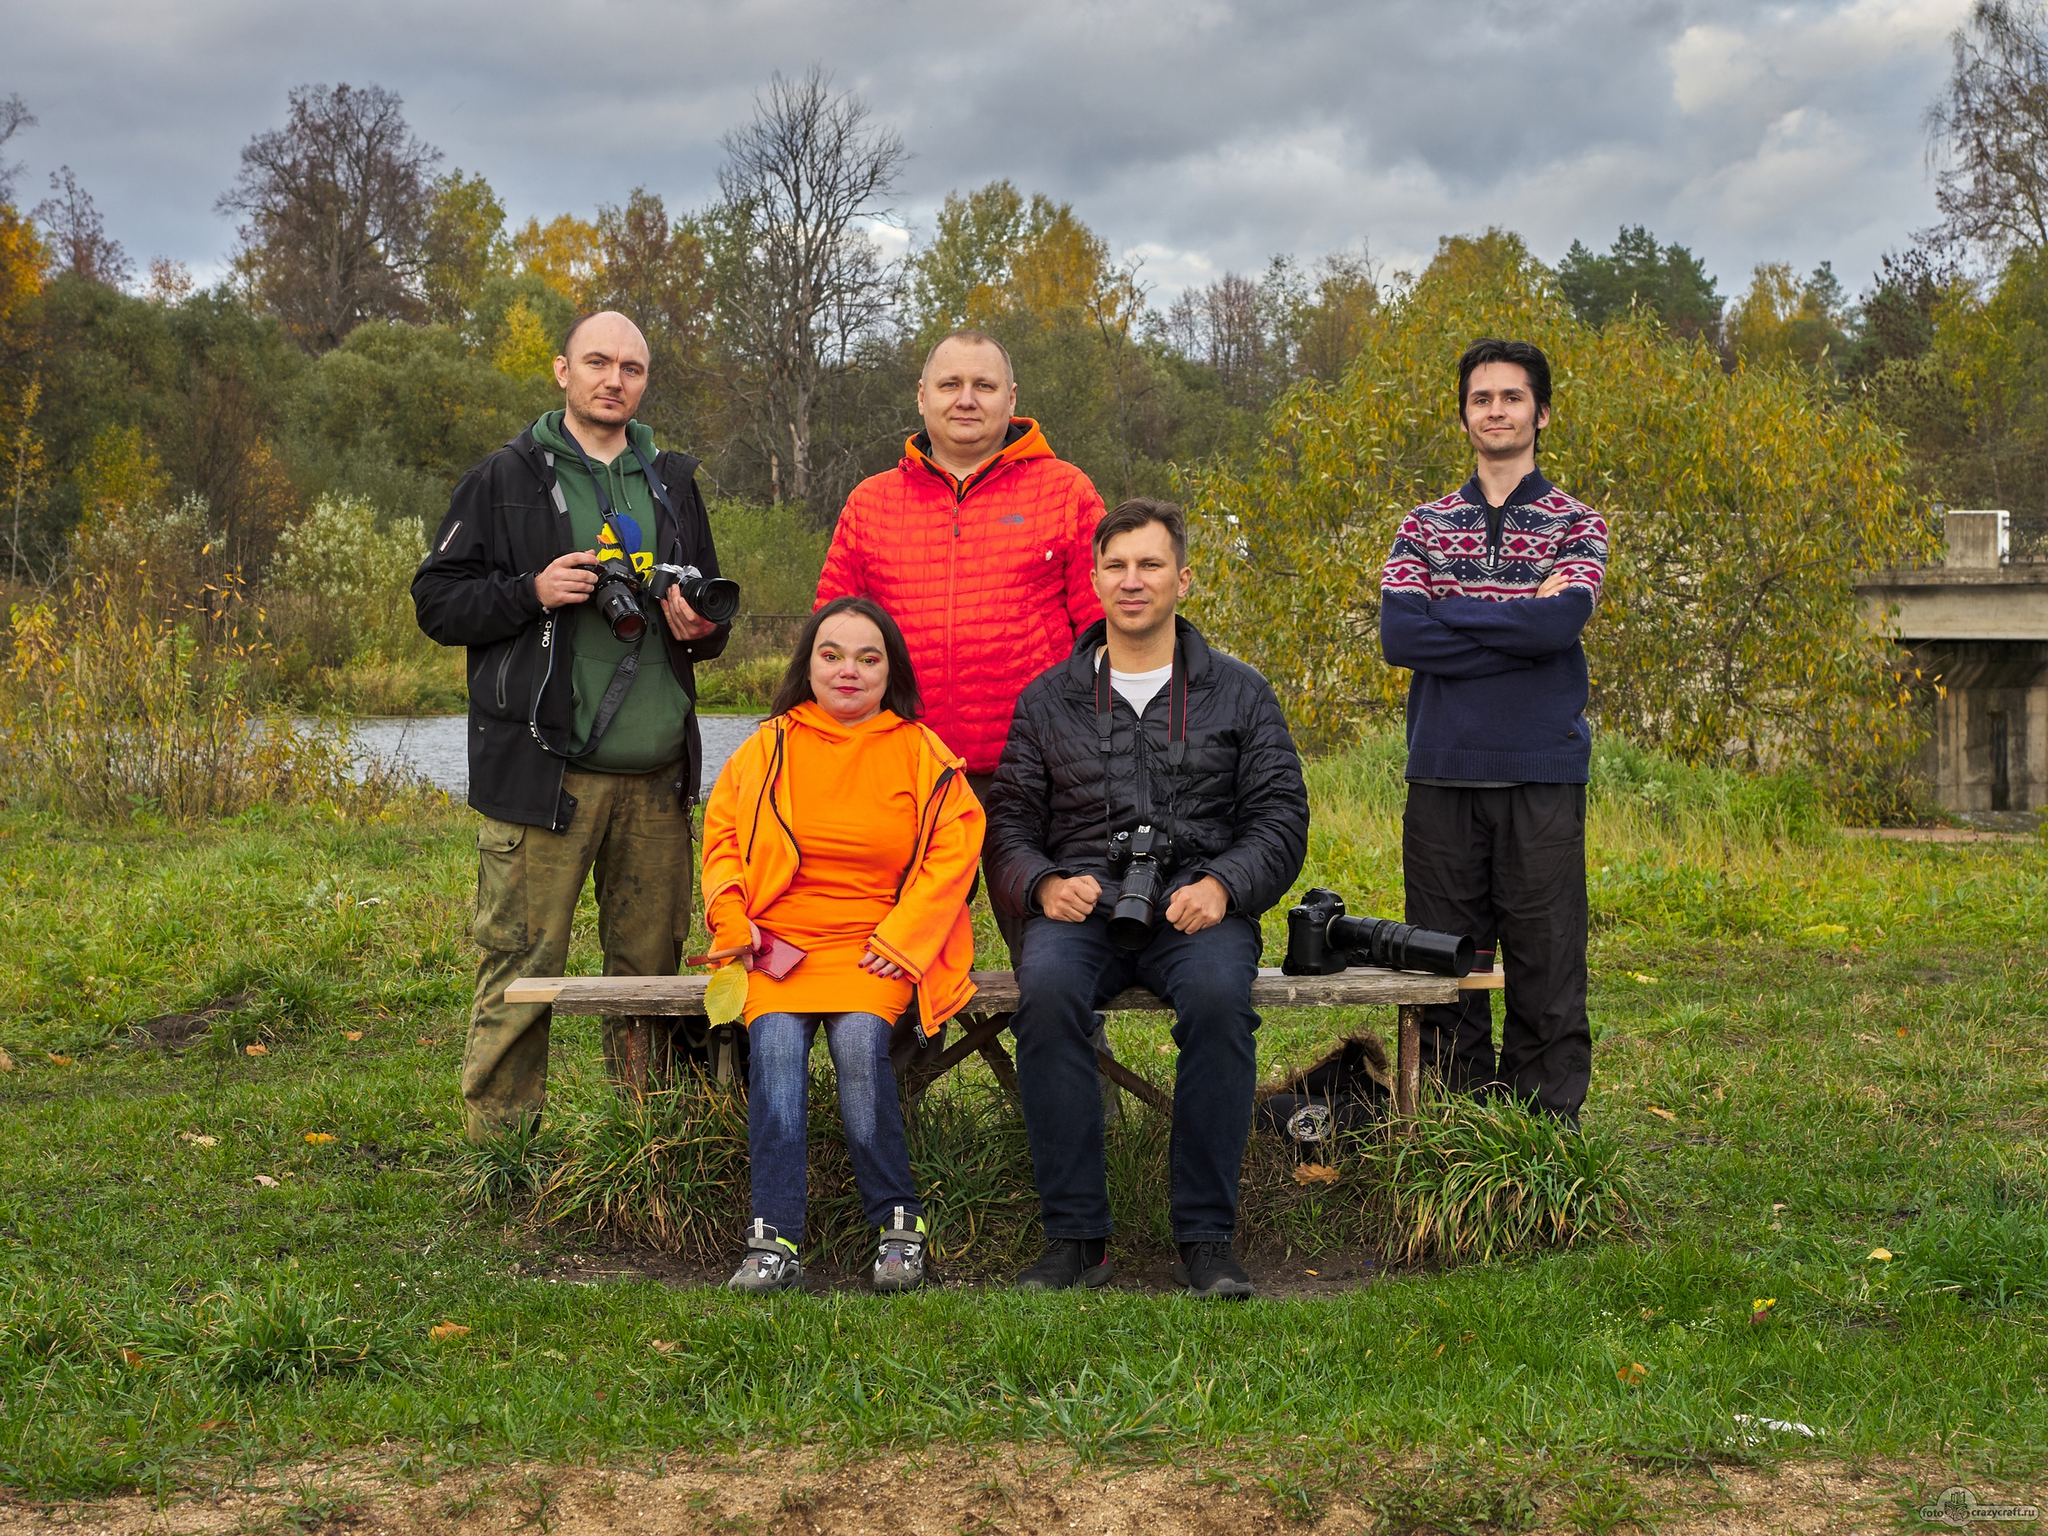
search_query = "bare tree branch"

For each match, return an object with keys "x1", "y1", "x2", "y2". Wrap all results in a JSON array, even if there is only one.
[
  {"x1": 218, "y1": 82, "x2": 441, "y2": 351},
  {"x1": 1928, "y1": 0, "x2": 2048, "y2": 258},
  {"x1": 0, "y1": 93, "x2": 34, "y2": 205},
  {"x1": 33, "y1": 167, "x2": 132, "y2": 288},
  {"x1": 710, "y1": 68, "x2": 905, "y2": 505}
]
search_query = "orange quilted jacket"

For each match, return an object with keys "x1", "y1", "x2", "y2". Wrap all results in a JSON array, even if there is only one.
[{"x1": 815, "y1": 419, "x2": 1105, "y2": 773}]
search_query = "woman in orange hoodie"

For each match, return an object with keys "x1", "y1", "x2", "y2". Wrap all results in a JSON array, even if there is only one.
[{"x1": 700, "y1": 596, "x2": 985, "y2": 1294}]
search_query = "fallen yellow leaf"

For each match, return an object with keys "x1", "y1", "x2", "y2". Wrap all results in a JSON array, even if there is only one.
[
  {"x1": 180, "y1": 1132, "x2": 218, "y2": 1147},
  {"x1": 1617, "y1": 1362, "x2": 1648, "y2": 1385},
  {"x1": 253, "y1": 1175, "x2": 279, "y2": 1188},
  {"x1": 0, "y1": 1047, "x2": 13, "y2": 1071},
  {"x1": 650, "y1": 1339, "x2": 677, "y2": 1354},
  {"x1": 304, "y1": 1133, "x2": 336, "y2": 1145},
  {"x1": 704, "y1": 963, "x2": 748, "y2": 1026},
  {"x1": 430, "y1": 1322, "x2": 470, "y2": 1341},
  {"x1": 1868, "y1": 1247, "x2": 1892, "y2": 1262},
  {"x1": 1646, "y1": 1105, "x2": 1676, "y2": 1121},
  {"x1": 1630, "y1": 973, "x2": 1660, "y2": 984},
  {"x1": 46, "y1": 1053, "x2": 72, "y2": 1066},
  {"x1": 1896, "y1": 1026, "x2": 1908, "y2": 1037},
  {"x1": 344, "y1": 1031, "x2": 363, "y2": 1042},
  {"x1": 415, "y1": 1036, "x2": 439, "y2": 1047},
  {"x1": 120, "y1": 1348, "x2": 146, "y2": 1369},
  {"x1": 1292, "y1": 1162, "x2": 1341, "y2": 1185},
  {"x1": 1753, "y1": 1298, "x2": 1777, "y2": 1311},
  {"x1": 244, "y1": 1043, "x2": 269, "y2": 1057}
]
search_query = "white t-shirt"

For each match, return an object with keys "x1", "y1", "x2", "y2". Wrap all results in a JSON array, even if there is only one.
[{"x1": 1094, "y1": 652, "x2": 1173, "y2": 716}]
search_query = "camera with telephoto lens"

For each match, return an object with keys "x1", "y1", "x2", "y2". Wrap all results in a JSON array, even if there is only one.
[
  {"x1": 1282, "y1": 887, "x2": 1474, "y2": 977},
  {"x1": 1105, "y1": 822, "x2": 1174, "y2": 950},
  {"x1": 577, "y1": 559, "x2": 741, "y2": 643}
]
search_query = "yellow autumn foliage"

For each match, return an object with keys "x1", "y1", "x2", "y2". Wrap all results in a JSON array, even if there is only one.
[{"x1": 1179, "y1": 231, "x2": 1940, "y2": 813}]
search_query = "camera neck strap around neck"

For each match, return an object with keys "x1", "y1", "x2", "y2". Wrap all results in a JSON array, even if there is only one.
[
  {"x1": 546, "y1": 422, "x2": 678, "y2": 554},
  {"x1": 1095, "y1": 638, "x2": 1187, "y2": 768}
]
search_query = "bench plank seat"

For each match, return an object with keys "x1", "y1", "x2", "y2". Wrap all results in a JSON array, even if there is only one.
[
  {"x1": 504, "y1": 965, "x2": 1490, "y2": 1012},
  {"x1": 504, "y1": 965, "x2": 1501, "y2": 1118}
]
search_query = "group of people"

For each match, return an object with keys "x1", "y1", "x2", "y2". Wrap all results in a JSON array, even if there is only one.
[{"x1": 412, "y1": 312, "x2": 1609, "y2": 1300}]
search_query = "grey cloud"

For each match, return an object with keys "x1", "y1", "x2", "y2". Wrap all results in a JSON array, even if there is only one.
[{"x1": 3, "y1": 0, "x2": 1968, "y2": 300}]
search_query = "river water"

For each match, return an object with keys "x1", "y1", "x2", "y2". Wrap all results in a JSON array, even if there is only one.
[{"x1": 342, "y1": 713, "x2": 765, "y2": 800}]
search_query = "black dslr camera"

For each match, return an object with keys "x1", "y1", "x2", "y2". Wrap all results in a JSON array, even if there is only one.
[
  {"x1": 578, "y1": 559, "x2": 741, "y2": 643},
  {"x1": 1105, "y1": 822, "x2": 1174, "y2": 949},
  {"x1": 1282, "y1": 887, "x2": 1474, "y2": 977}
]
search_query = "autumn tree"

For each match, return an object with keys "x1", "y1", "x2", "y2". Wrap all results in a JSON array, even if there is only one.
[
  {"x1": 33, "y1": 167, "x2": 132, "y2": 289},
  {"x1": 1725, "y1": 261, "x2": 1852, "y2": 369},
  {"x1": 589, "y1": 189, "x2": 717, "y2": 450},
  {"x1": 710, "y1": 68, "x2": 905, "y2": 506},
  {"x1": 220, "y1": 82, "x2": 442, "y2": 352},
  {"x1": 421, "y1": 169, "x2": 507, "y2": 325}
]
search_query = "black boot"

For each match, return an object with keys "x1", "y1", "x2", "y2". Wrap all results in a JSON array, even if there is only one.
[
  {"x1": 1012, "y1": 1237, "x2": 1113, "y2": 1291},
  {"x1": 1172, "y1": 1239, "x2": 1254, "y2": 1299}
]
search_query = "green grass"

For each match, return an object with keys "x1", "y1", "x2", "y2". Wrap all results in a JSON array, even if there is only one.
[{"x1": 1, "y1": 738, "x2": 2045, "y2": 1500}]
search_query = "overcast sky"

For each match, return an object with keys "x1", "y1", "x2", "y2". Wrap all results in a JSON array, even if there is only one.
[{"x1": 3, "y1": 0, "x2": 1971, "y2": 306}]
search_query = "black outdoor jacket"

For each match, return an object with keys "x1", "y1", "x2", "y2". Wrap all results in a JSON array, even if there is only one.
[
  {"x1": 984, "y1": 616, "x2": 1310, "y2": 937},
  {"x1": 410, "y1": 425, "x2": 730, "y2": 831}
]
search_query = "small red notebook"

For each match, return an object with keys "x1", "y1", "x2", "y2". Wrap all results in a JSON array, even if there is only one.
[{"x1": 751, "y1": 928, "x2": 807, "y2": 980}]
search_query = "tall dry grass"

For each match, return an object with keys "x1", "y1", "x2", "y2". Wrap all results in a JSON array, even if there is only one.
[{"x1": 0, "y1": 574, "x2": 408, "y2": 820}]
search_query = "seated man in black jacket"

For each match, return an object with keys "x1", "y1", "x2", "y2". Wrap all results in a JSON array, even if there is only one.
[
  {"x1": 412, "y1": 310, "x2": 729, "y2": 1142},
  {"x1": 987, "y1": 498, "x2": 1309, "y2": 1298}
]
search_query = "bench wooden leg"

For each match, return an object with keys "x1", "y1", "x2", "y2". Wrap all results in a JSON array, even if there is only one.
[
  {"x1": 900, "y1": 1012, "x2": 1011, "y2": 1101},
  {"x1": 1096, "y1": 1051, "x2": 1173, "y2": 1119},
  {"x1": 977, "y1": 1037, "x2": 1022, "y2": 1098},
  {"x1": 1396, "y1": 1003, "x2": 1422, "y2": 1117}
]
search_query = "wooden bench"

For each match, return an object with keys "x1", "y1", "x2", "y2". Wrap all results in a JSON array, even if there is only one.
[{"x1": 505, "y1": 966, "x2": 1505, "y2": 1117}]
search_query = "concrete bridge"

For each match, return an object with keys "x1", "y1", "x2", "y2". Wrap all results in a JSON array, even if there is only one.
[{"x1": 1858, "y1": 510, "x2": 2048, "y2": 816}]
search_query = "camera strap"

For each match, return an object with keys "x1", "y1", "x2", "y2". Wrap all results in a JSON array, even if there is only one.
[{"x1": 1094, "y1": 640, "x2": 1187, "y2": 766}]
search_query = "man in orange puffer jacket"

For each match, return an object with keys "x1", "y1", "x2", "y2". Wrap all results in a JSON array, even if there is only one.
[{"x1": 816, "y1": 330, "x2": 1105, "y2": 844}]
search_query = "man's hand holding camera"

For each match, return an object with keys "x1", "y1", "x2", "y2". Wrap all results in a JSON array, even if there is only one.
[
  {"x1": 1035, "y1": 870, "x2": 1227, "y2": 932},
  {"x1": 533, "y1": 548, "x2": 718, "y2": 640}
]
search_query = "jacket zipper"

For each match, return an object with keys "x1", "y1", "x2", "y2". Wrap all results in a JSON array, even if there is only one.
[{"x1": 495, "y1": 643, "x2": 514, "y2": 711}]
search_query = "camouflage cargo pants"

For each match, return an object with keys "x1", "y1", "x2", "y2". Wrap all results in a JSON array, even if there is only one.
[{"x1": 463, "y1": 765, "x2": 693, "y2": 1142}]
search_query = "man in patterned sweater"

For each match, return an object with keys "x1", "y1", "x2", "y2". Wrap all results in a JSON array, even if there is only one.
[{"x1": 1378, "y1": 338, "x2": 1609, "y2": 1122}]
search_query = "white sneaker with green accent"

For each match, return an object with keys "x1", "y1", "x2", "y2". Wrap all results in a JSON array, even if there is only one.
[
  {"x1": 727, "y1": 1219, "x2": 803, "y2": 1293},
  {"x1": 872, "y1": 1206, "x2": 926, "y2": 1292}
]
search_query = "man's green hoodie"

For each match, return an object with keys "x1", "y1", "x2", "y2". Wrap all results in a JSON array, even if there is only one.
[{"x1": 530, "y1": 410, "x2": 693, "y2": 774}]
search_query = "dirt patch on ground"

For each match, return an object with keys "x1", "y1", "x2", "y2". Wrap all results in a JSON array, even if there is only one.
[
  {"x1": 526, "y1": 1241, "x2": 1390, "y2": 1299},
  {"x1": 6, "y1": 1445, "x2": 2034, "y2": 1535}
]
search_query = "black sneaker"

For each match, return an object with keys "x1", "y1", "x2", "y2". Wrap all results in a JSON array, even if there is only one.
[
  {"x1": 1012, "y1": 1238, "x2": 1113, "y2": 1291},
  {"x1": 1172, "y1": 1240, "x2": 1254, "y2": 1299}
]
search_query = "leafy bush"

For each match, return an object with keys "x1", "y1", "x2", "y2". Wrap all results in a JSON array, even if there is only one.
[
  {"x1": 1180, "y1": 231, "x2": 1940, "y2": 815},
  {"x1": 271, "y1": 493, "x2": 428, "y2": 659}
]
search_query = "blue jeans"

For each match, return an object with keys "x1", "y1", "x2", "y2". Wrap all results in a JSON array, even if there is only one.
[
  {"x1": 1012, "y1": 911, "x2": 1263, "y2": 1243},
  {"x1": 746, "y1": 1011, "x2": 921, "y2": 1243}
]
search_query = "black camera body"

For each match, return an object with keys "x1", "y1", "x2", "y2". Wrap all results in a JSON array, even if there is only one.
[
  {"x1": 1105, "y1": 822, "x2": 1174, "y2": 950},
  {"x1": 646, "y1": 563, "x2": 741, "y2": 625},
  {"x1": 1282, "y1": 887, "x2": 1474, "y2": 977},
  {"x1": 578, "y1": 559, "x2": 741, "y2": 643}
]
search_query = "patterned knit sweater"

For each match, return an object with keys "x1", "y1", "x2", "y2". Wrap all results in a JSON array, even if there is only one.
[{"x1": 1378, "y1": 470, "x2": 1608, "y2": 784}]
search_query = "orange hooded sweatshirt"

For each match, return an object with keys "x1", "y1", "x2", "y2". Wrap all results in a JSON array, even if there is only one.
[{"x1": 700, "y1": 701, "x2": 984, "y2": 1034}]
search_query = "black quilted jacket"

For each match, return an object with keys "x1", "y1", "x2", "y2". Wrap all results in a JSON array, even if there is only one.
[{"x1": 985, "y1": 617, "x2": 1309, "y2": 928}]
